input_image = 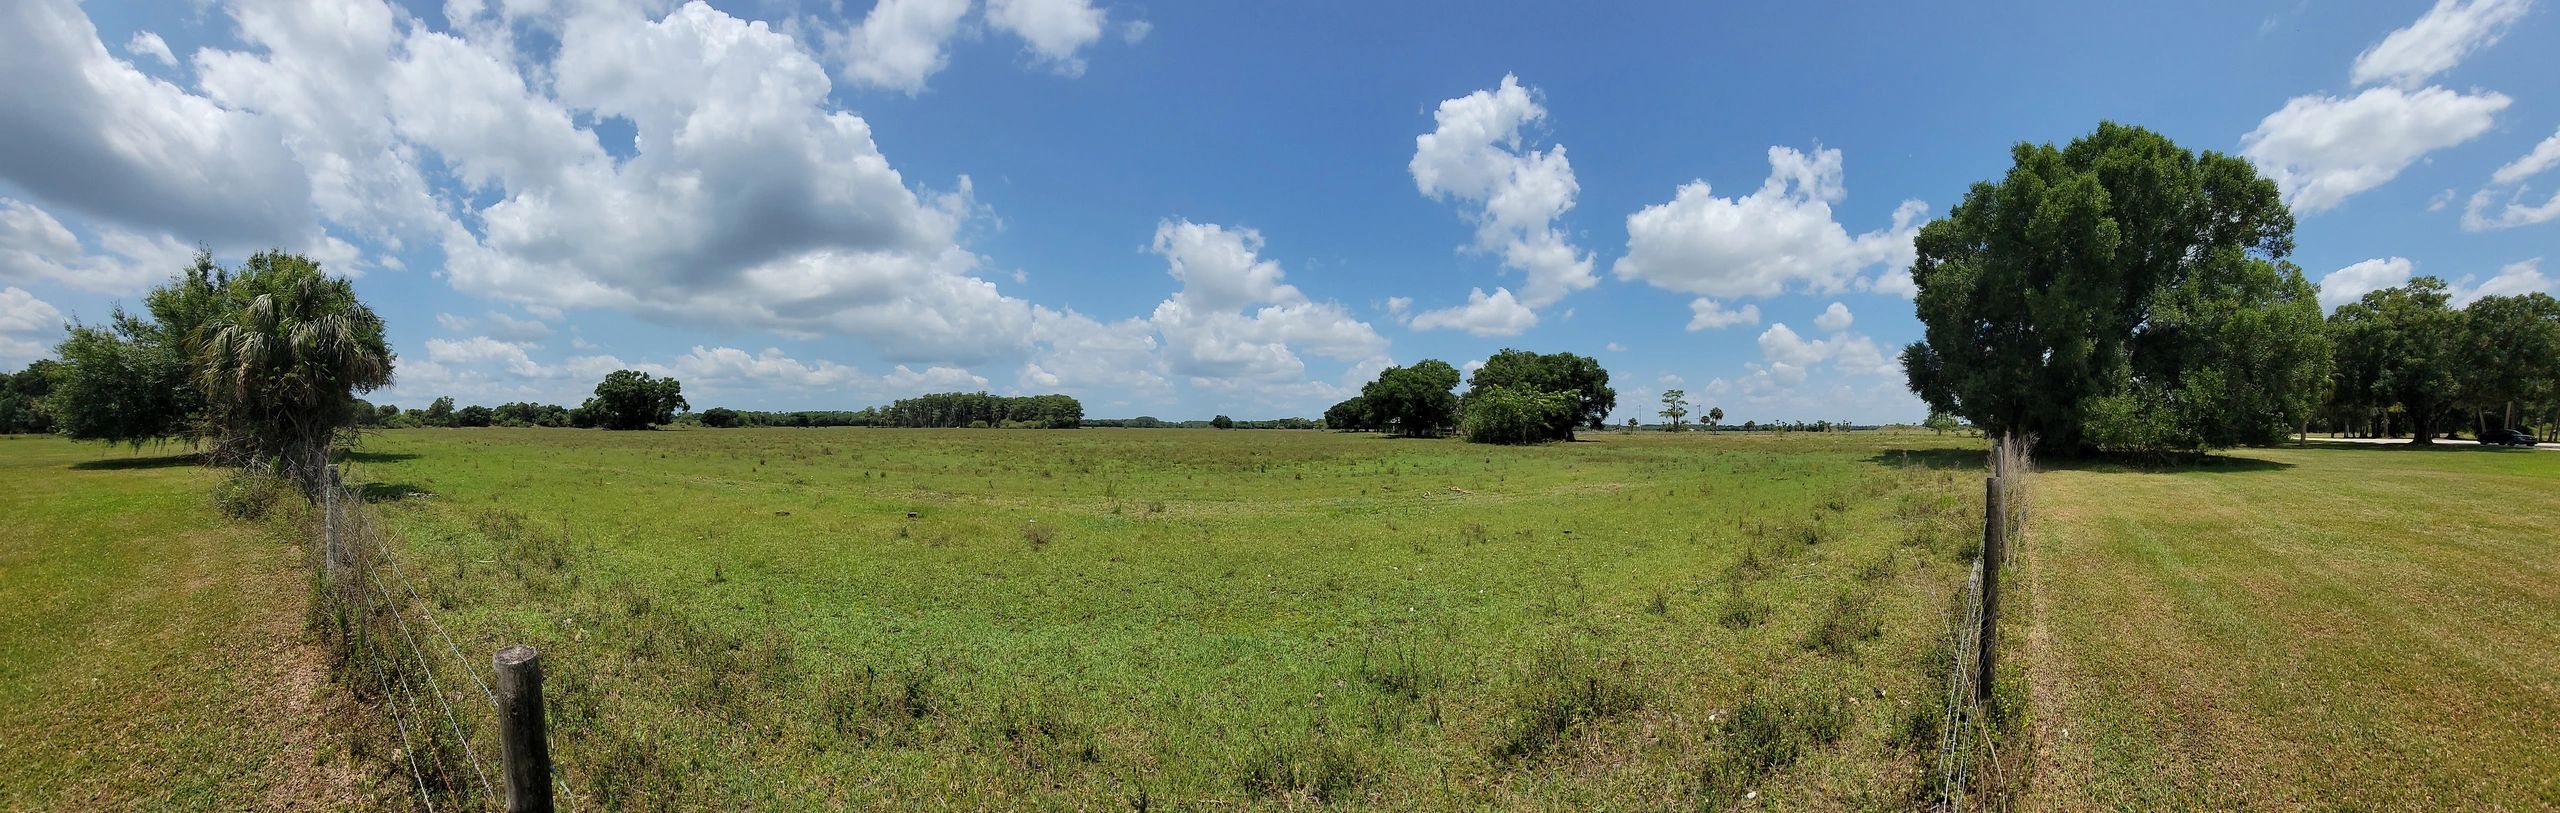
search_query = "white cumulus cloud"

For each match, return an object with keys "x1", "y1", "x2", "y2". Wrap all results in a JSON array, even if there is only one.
[
  {"x1": 2243, "y1": 86, "x2": 2509, "y2": 214},
  {"x1": 2318, "y1": 257, "x2": 2416, "y2": 310},
  {"x1": 1685, "y1": 298, "x2": 1761, "y2": 331},
  {"x1": 1408, "y1": 74, "x2": 1595, "y2": 322},
  {"x1": 1814, "y1": 302, "x2": 1853, "y2": 332},
  {"x1": 826, "y1": 0, "x2": 974, "y2": 94},
  {"x1": 2350, "y1": 0, "x2": 2531, "y2": 88},
  {"x1": 1409, "y1": 287, "x2": 1538, "y2": 336},
  {"x1": 1616, "y1": 146, "x2": 1927, "y2": 302}
]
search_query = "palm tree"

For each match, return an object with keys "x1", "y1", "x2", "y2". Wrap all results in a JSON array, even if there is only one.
[{"x1": 193, "y1": 252, "x2": 394, "y2": 492}]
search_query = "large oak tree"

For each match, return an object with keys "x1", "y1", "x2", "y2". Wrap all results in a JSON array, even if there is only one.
[{"x1": 1900, "y1": 122, "x2": 2330, "y2": 455}]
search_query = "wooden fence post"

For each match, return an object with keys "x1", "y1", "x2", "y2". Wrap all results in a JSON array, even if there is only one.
[
  {"x1": 323, "y1": 465, "x2": 343, "y2": 582},
  {"x1": 1977, "y1": 476, "x2": 2005, "y2": 706},
  {"x1": 494, "y1": 645, "x2": 554, "y2": 813}
]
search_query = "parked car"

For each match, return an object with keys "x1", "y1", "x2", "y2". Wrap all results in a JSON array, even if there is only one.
[{"x1": 2478, "y1": 429, "x2": 2539, "y2": 447}]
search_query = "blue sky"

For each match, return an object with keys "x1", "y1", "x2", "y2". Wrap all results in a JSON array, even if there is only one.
[{"x1": 3, "y1": 0, "x2": 2555, "y2": 423}]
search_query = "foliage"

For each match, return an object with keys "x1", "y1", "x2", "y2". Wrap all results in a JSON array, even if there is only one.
[
  {"x1": 1922, "y1": 410, "x2": 1960, "y2": 435},
  {"x1": 455, "y1": 404, "x2": 494, "y2": 428},
  {"x1": 583, "y1": 370, "x2": 689, "y2": 430},
  {"x1": 0, "y1": 360, "x2": 63, "y2": 435},
  {"x1": 878, "y1": 392, "x2": 1083, "y2": 428},
  {"x1": 1360, "y1": 359, "x2": 1462, "y2": 437},
  {"x1": 491, "y1": 401, "x2": 574, "y2": 427},
  {"x1": 1658, "y1": 389, "x2": 1688, "y2": 431},
  {"x1": 2326, "y1": 278, "x2": 2475, "y2": 444},
  {"x1": 700, "y1": 407, "x2": 743, "y2": 428},
  {"x1": 208, "y1": 467, "x2": 288, "y2": 521},
  {"x1": 1902, "y1": 122, "x2": 2329, "y2": 455},
  {"x1": 2457, "y1": 292, "x2": 2560, "y2": 431},
  {"x1": 423, "y1": 396, "x2": 457, "y2": 428},
  {"x1": 1462, "y1": 349, "x2": 1614, "y2": 440},
  {"x1": 1460, "y1": 385, "x2": 1577, "y2": 445},
  {"x1": 191, "y1": 252, "x2": 396, "y2": 482},
  {"x1": 1706, "y1": 406, "x2": 1724, "y2": 429},
  {"x1": 1211, "y1": 415, "x2": 1234, "y2": 430},
  {"x1": 1322, "y1": 396, "x2": 1375, "y2": 431}
]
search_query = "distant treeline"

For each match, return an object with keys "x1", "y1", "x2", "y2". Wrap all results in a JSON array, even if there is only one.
[
  {"x1": 699, "y1": 392, "x2": 1085, "y2": 429},
  {"x1": 1085, "y1": 416, "x2": 1319, "y2": 430}
]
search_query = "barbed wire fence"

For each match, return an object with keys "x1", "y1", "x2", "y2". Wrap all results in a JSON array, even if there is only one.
[
  {"x1": 1934, "y1": 434, "x2": 2031, "y2": 811},
  {"x1": 311, "y1": 462, "x2": 569, "y2": 812}
]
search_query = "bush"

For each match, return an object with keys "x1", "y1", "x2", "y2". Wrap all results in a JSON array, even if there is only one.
[
  {"x1": 1496, "y1": 639, "x2": 1645, "y2": 761},
  {"x1": 211, "y1": 467, "x2": 288, "y2": 520}
]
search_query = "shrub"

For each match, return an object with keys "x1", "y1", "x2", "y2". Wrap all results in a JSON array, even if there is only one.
[
  {"x1": 1460, "y1": 384, "x2": 1577, "y2": 445},
  {"x1": 211, "y1": 467, "x2": 288, "y2": 520}
]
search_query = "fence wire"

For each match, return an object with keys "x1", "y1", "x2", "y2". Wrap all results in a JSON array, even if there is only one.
[
  {"x1": 1934, "y1": 435, "x2": 2031, "y2": 811},
  {"x1": 314, "y1": 462, "x2": 540, "y2": 811}
]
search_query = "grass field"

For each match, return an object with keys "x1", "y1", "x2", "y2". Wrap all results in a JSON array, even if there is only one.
[
  {"x1": 2020, "y1": 443, "x2": 2560, "y2": 810},
  {"x1": 331, "y1": 427, "x2": 1988, "y2": 810},
  {"x1": 13, "y1": 426, "x2": 2547, "y2": 810},
  {"x1": 0, "y1": 437, "x2": 387, "y2": 810}
]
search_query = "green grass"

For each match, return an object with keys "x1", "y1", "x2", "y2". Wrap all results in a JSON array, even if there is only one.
[
  {"x1": 2022, "y1": 442, "x2": 2560, "y2": 810},
  {"x1": 336, "y1": 427, "x2": 1987, "y2": 809},
  {"x1": 0, "y1": 437, "x2": 389, "y2": 810}
]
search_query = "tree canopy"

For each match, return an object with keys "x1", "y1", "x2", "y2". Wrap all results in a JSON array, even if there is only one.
[
  {"x1": 1901, "y1": 122, "x2": 2330, "y2": 455},
  {"x1": 583, "y1": 370, "x2": 688, "y2": 430},
  {"x1": 1360, "y1": 360, "x2": 1461, "y2": 437},
  {"x1": 192, "y1": 252, "x2": 396, "y2": 479},
  {"x1": 1461, "y1": 349, "x2": 1612, "y2": 441}
]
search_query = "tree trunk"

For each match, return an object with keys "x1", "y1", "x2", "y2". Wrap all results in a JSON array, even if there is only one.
[{"x1": 2411, "y1": 410, "x2": 2435, "y2": 445}]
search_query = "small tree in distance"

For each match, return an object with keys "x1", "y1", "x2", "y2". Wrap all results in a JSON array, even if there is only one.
[
  {"x1": 1707, "y1": 406, "x2": 1724, "y2": 431},
  {"x1": 1212, "y1": 415, "x2": 1234, "y2": 429},
  {"x1": 584, "y1": 370, "x2": 687, "y2": 430},
  {"x1": 1658, "y1": 389, "x2": 1688, "y2": 431}
]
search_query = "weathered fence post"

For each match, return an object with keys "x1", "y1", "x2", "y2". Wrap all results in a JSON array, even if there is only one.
[
  {"x1": 1977, "y1": 476, "x2": 2006, "y2": 706},
  {"x1": 323, "y1": 465, "x2": 344, "y2": 582},
  {"x1": 494, "y1": 645, "x2": 555, "y2": 813}
]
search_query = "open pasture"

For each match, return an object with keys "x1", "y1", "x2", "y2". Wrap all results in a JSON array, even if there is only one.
[{"x1": 341, "y1": 427, "x2": 1987, "y2": 809}]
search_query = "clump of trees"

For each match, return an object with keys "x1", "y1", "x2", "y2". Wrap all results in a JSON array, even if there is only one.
[
  {"x1": 45, "y1": 251, "x2": 393, "y2": 491},
  {"x1": 2324, "y1": 278, "x2": 2559, "y2": 443},
  {"x1": 1326, "y1": 350, "x2": 1613, "y2": 445},
  {"x1": 875, "y1": 392, "x2": 1084, "y2": 428},
  {"x1": 0, "y1": 361, "x2": 60, "y2": 435},
  {"x1": 1342, "y1": 360, "x2": 1462, "y2": 438},
  {"x1": 1901, "y1": 122, "x2": 2332, "y2": 456}
]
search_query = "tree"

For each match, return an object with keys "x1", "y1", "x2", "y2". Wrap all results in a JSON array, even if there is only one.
[
  {"x1": 1923, "y1": 410, "x2": 1960, "y2": 435},
  {"x1": 1461, "y1": 385, "x2": 1576, "y2": 445},
  {"x1": 701, "y1": 407, "x2": 743, "y2": 428},
  {"x1": 2330, "y1": 278, "x2": 2467, "y2": 444},
  {"x1": 1657, "y1": 389, "x2": 1688, "y2": 431},
  {"x1": 0, "y1": 361, "x2": 61, "y2": 435},
  {"x1": 583, "y1": 370, "x2": 687, "y2": 430},
  {"x1": 1323, "y1": 396, "x2": 1374, "y2": 431},
  {"x1": 2458, "y1": 292, "x2": 2560, "y2": 434},
  {"x1": 423, "y1": 396, "x2": 457, "y2": 428},
  {"x1": 1463, "y1": 349, "x2": 1614, "y2": 440},
  {"x1": 1211, "y1": 414, "x2": 1234, "y2": 430},
  {"x1": 1706, "y1": 406, "x2": 1724, "y2": 431},
  {"x1": 454, "y1": 404, "x2": 494, "y2": 427},
  {"x1": 191, "y1": 252, "x2": 396, "y2": 484},
  {"x1": 1360, "y1": 360, "x2": 1461, "y2": 437},
  {"x1": 1901, "y1": 122, "x2": 2330, "y2": 455}
]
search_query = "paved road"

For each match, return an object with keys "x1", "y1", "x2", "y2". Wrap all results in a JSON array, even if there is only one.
[{"x1": 2305, "y1": 436, "x2": 2558, "y2": 451}]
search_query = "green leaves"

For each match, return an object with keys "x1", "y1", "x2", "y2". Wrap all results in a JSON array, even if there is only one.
[
  {"x1": 585, "y1": 370, "x2": 688, "y2": 430},
  {"x1": 1905, "y1": 122, "x2": 2326, "y2": 455}
]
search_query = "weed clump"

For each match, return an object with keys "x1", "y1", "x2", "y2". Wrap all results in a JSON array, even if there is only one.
[
  {"x1": 1806, "y1": 588, "x2": 1882, "y2": 655},
  {"x1": 1698, "y1": 679, "x2": 1852, "y2": 804},
  {"x1": 1240, "y1": 731, "x2": 1375, "y2": 805},
  {"x1": 212, "y1": 467, "x2": 289, "y2": 520},
  {"x1": 1023, "y1": 521, "x2": 1055, "y2": 548},
  {"x1": 1495, "y1": 640, "x2": 1645, "y2": 761}
]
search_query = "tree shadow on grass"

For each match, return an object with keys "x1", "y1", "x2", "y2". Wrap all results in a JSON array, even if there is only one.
[
  {"x1": 337, "y1": 450, "x2": 420, "y2": 464},
  {"x1": 69, "y1": 453, "x2": 204, "y2": 471},
  {"x1": 359, "y1": 482, "x2": 436, "y2": 503},
  {"x1": 1866, "y1": 447, "x2": 2294, "y2": 474}
]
